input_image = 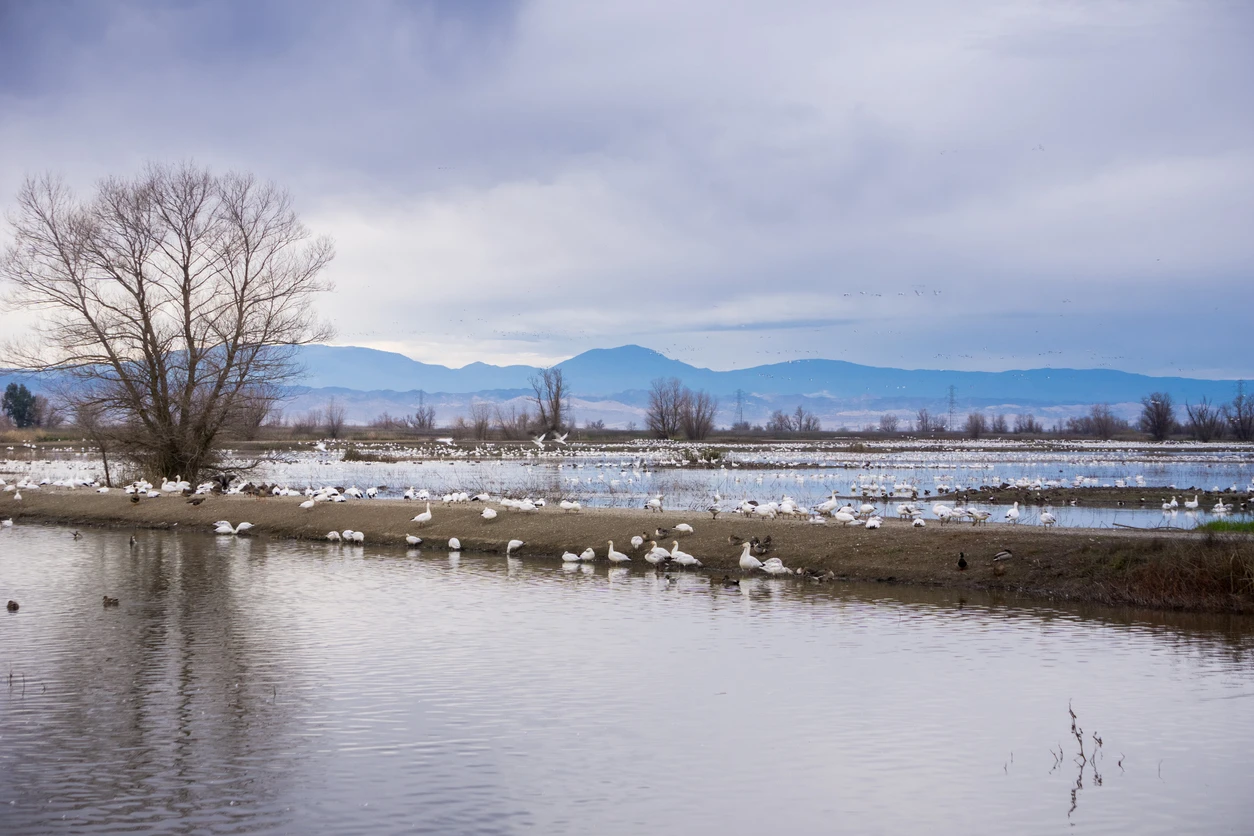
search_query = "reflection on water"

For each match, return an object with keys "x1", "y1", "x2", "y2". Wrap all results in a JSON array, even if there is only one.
[{"x1": 2, "y1": 525, "x2": 1253, "y2": 835}]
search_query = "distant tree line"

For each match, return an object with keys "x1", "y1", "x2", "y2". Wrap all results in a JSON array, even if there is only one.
[{"x1": 1, "y1": 383, "x2": 63, "y2": 430}]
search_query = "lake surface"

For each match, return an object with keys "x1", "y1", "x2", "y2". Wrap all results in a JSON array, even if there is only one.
[{"x1": 2, "y1": 525, "x2": 1253, "y2": 834}]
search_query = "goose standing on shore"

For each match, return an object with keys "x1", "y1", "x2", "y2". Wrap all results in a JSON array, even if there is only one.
[
  {"x1": 738, "y1": 542, "x2": 764, "y2": 572},
  {"x1": 412, "y1": 503, "x2": 433, "y2": 525},
  {"x1": 1005, "y1": 502, "x2": 1020, "y2": 524}
]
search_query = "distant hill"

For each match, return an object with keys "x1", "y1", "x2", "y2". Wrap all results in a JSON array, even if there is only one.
[
  {"x1": 6, "y1": 345, "x2": 1244, "y2": 428},
  {"x1": 290, "y1": 344, "x2": 1241, "y2": 405}
]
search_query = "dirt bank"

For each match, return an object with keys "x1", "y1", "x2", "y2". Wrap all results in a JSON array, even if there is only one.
[{"x1": 4, "y1": 490, "x2": 1253, "y2": 614}]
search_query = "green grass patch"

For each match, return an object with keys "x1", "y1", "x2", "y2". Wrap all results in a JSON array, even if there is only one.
[{"x1": 1199, "y1": 519, "x2": 1254, "y2": 533}]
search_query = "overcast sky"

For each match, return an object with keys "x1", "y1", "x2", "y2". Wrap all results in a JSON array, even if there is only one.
[{"x1": 1, "y1": 0, "x2": 1250, "y2": 378}]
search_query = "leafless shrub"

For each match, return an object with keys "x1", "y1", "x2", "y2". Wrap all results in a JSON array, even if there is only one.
[
  {"x1": 1185, "y1": 397, "x2": 1225, "y2": 442},
  {"x1": 680, "y1": 390, "x2": 718, "y2": 440},
  {"x1": 646, "y1": 377, "x2": 686, "y2": 438},
  {"x1": 469, "y1": 401, "x2": 493, "y2": 440},
  {"x1": 494, "y1": 404, "x2": 533, "y2": 440},
  {"x1": 1225, "y1": 381, "x2": 1254, "y2": 441},
  {"x1": 990, "y1": 413, "x2": 1008, "y2": 434},
  {"x1": 964, "y1": 412, "x2": 987, "y2": 439},
  {"x1": 530, "y1": 367, "x2": 569, "y2": 434},
  {"x1": 324, "y1": 397, "x2": 347, "y2": 439},
  {"x1": 879, "y1": 413, "x2": 900, "y2": 433},
  {"x1": 1013, "y1": 413, "x2": 1043, "y2": 434},
  {"x1": 915, "y1": 408, "x2": 934, "y2": 433},
  {"x1": 1139, "y1": 392, "x2": 1176, "y2": 441}
]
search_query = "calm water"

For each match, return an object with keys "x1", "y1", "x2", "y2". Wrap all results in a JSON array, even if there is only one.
[{"x1": 2, "y1": 525, "x2": 1254, "y2": 834}]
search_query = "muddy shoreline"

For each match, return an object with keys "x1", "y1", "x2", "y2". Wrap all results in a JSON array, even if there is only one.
[{"x1": 4, "y1": 490, "x2": 1252, "y2": 614}]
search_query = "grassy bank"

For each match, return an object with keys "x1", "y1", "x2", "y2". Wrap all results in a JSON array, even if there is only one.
[
  {"x1": 4, "y1": 489, "x2": 1253, "y2": 614},
  {"x1": 1200, "y1": 520, "x2": 1254, "y2": 533}
]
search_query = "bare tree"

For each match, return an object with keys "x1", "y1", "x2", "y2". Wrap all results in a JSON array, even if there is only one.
[
  {"x1": 469, "y1": 401, "x2": 493, "y2": 440},
  {"x1": 680, "y1": 390, "x2": 718, "y2": 440},
  {"x1": 1223, "y1": 381, "x2": 1254, "y2": 441},
  {"x1": 229, "y1": 393, "x2": 271, "y2": 441},
  {"x1": 530, "y1": 367, "x2": 569, "y2": 434},
  {"x1": 1185, "y1": 397, "x2": 1226, "y2": 442},
  {"x1": 646, "y1": 377, "x2": 685, "y2": 438},
  {"x1": 1086, "y1": 403, "x2": 1119, "y2": 439},
  {"x1": 964, "y1": 412, "x2": 987, "y2": 439},
  {"x1": 766, "y1": 410, "x2": 794, "y2": 433},
  {"x1": 878, "y1": 413, "x2": 900, "y2": 434},
  {"x1": 324, "y1": 397, "x2": 347, "y2": 439},
  {"x1": 494, "y1": 404, "x2": 533, "y2": 440},
  {"x1": 409, "y1": 391, "x2": 437, "y2": 431},
  {"x1": 0, "y1": 163, "x2": 334, "y2": 481},
  {"x1": 1139, "y1": 392, "x2": 1176, "y2": 442},
  {"x1": 291, "y1": 407, "x2": 323, "y2": 436},
  {"x1": 794, "y1": 405, "x2": 821, "y2": 432},
  {"x1": 1013, "y1": 413, "x2": 1043, "y2": 434},
  {"x1": 990, "y1": 413, "x2": 1008, "y2": 434},
  {"x1": 915, "y1": 408, "x2": 934, "y2": 433}
]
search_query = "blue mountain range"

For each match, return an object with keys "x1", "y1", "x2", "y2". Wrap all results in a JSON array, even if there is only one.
[{"x1": 293, "y1": 344, "x2": 1241, "y2": 406}]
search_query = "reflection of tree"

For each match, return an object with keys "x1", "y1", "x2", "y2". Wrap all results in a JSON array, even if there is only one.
[{"x1": 1, "y1": 532, "x2": 298, "y2": 829}]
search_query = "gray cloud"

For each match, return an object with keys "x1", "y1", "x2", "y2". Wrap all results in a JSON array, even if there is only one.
[{"x1": 1, "y1": 0, "x2": 1251, "y2": 377}]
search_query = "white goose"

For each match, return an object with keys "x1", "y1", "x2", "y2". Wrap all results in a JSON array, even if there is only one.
[
  {"x1": 449, "y1": 537, "x2": 462, "y2": 550},
  {"x1": 607, "y1": 541, "x2": 631, "y2": 563},
  {"x1": 670, "y1": 541, "x2": 701, "y2": 569},
  {"x1": 1184, "y1": 495, "x2": 1200, "y2": 511},
  {"x1": 481, "y1": 507, "x2": 498, "y2": 521},
  {"x1": 644, "y1": 540, "x2": 671, "y2": 566},
  {"x1": 562, "y1": 551, "x2": 581, "y2": 563},
  {"x1": 412, "y1": 503, "x2": 433, "y2": 526},
  {"x1": 761, "y1": 557, "x2": 791, "y2": 576},
  {"x1": 213, "y1": 521, "x2": 254, "y2": 535},
  {"x1": 738, "y1": 542, "x2": 763, "y2": 571},
  {"x1": 506, "y1": 539, "x2": 524, "y2": 555},
  {"x1": 406, "y1": 534, "x2": 423, "y2": 547},
  {"x1": 674, "y1": 523, "x2": 694, "y2": 535},
  {"x1": 1039, "y1": 510, "x2": 1057, "y2": 527},
  {"x1": 579, "y1": 547, "x2": 596, "y2": 561}
]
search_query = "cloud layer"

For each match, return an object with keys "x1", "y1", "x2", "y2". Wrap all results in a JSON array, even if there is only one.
[{"x1": 1, "y1": 0, "x2": 1251, "y2": 377}]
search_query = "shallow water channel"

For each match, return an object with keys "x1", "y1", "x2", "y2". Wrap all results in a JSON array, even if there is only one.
[{"x1": 2, "y1": 525, "x2": 1253, "y2": 834}]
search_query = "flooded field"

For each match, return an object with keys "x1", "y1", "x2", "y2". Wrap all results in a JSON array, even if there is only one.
[
  {"x1": 4, "y1": 439, "x2": 1253, "y2": 530},
  {"x1": 2, "y1": 524, "x2": 1253, "y2": 834}
]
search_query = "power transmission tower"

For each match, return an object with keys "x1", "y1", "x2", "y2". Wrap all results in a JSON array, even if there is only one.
[
  {"x1": 735, "y1": 389, "x2": 745, "y2": 425},
  {"x1": 947, "y1": 385, "x2": 957, "y2": 430}
]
